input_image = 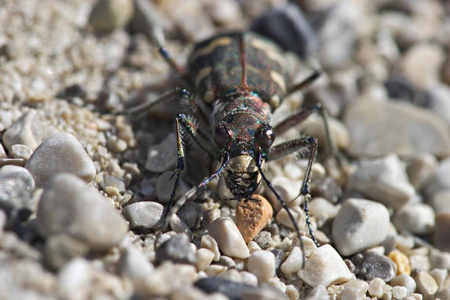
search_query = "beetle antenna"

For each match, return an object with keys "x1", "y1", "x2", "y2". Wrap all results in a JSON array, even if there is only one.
[{"x1": 256, "y1": 153, "x2": 306, "y2": 267}]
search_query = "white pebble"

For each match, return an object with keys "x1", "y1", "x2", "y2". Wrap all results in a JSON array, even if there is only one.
[
  {"x1": 280, "y1": 246, "x2": 303, "y2": 275},
  {"x1": 195, "y1": 248, "x2": 215, "y2": 271},
  {"x1": 298, "y1": 244, "x2": 353, "y2": 287},
  {"x1": 393, "y1": 203, "x2": 435, "y2": 235},
  {"x1": 368, "y1": 278, "x2": 385, "y2": 298},
  {"x1": 247, "y1": 250, "x2": 276, "y2": 283},
  {"x1": 207, "y1": 217, "x2": 249, "y2": 259},
  {"x1": 332, "y1": 198, "x2": 390, "y2": 256}
]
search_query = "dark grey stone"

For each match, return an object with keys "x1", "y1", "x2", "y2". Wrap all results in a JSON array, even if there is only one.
[
  {"x1": 352, "y1": 251, "x2": 397, "y2": 282},
  {"x1": 155, "y1": 233, "x2": 196, "y2": 265},
  {"x1": 194, "y1": 277, "x2": 257, "y2": 300}
]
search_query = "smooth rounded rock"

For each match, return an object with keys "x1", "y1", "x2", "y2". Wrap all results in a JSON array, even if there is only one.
[
  {"x1": 236, "y1": 195, "x2": 273, "y2": 243},
  {"x1": 122, "y1": 201, "x2": 163, "y2": 232},
  {"x1": 280, "y1": 246, "x2": 303, "y2": 275},
  {"x1": 36, "y1": 173, "x2": 128, "y2": 250},
  {"x1": 247, "y1": 250, "x2": 276, "y2": 283},
  {"x1": 298, "y1": 244, "x2": 353, "y2": 287},
  {"x1": 415, "y1": 271, "x2": 438, "y2": 299},
  {"x1": 195, "y1": 248, "x2": 215, "y2": 271},
  {"x1": 353, "y1": 252, "x2": 397, "y2": 282},
  {"x1": 10, "y1": 144, "x2": 33, "y2": 160},
  {"x1": 155, "y1": 233, "x2": 196, "y2": 265},
  {"x1": 57, "y1": 258, "x2": 92, "y2": 300},
  {"x1": 117, "y1": 246, "x2": 154, "y2": 282},
  {"x1": 43, "y1": 234, "x2": 89, "y2": 271},
  {"x1": 343, "y1": 100, "x2": 450, "y2": 158},
  {"x1": 393, "y1": 203, "x2": 435, "y2": 235},
  {"x1": 406, "y1": 153, "x2": 438, "y2": 191},
  {"x1": 25, "y1": 132, "x2": 96, "y2": 187},
  {"x1": 350, "y1": 155, "x2": 415, "y2": 209},
  {"x1": 391, "y1": 274, "x2": 416, "y2": 295},
  {"x1": 3, "y1": 110, "x2": 47, "y2": 151},
  {"x1": 424, "y1": 158, "x2": 450, "y2": 197},
  {"x1": 207, "y1": 217, "x2": 249, "y2": 259},
  {"x1": 89, "y1": 0, "x2": 134, "y2": 32},
  {"x1": 332, "y1": 198, "x2": 390, "y2": 256},
  {"x1": 0, "y1": 165, "x2": 35, "y2": 211}
]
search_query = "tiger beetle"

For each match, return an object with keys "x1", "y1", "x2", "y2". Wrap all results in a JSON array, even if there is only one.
[{"x1": 128, "y1": 2, "x2": 338, "y2": 264}]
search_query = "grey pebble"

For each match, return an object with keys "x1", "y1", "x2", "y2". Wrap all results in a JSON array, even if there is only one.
[
  {"x1": 145, "y1": 134, "x2": 177, "y2": 173},
  {"x1": 88, "y1": 0, "x2": 134, "y2": 32},
  {"x1": 429, "y1": 190, "x2": 450, "y2": 214},
  {"x1": 10, "y1": 144, "x2": 33, "y2": 160},
  {"x1": 415, "y1": 271, "x2": 438, "y2": 299},
  {"x1": 3, "y1": 110, "x2": 48, "y2": 151},
  {"x1": 406, "y1": 154, "x2": 438, "y2": 191},
  {"x1": 43, "y1": 234, "x2": 89, "y2": 271},
  {"x1": 298, "y1": 244, "x2": 353, "y2": 287},
  {"x1": 430, "y1": 251, "x2": 450, "y2": 270},
  {"x1": 178, "y1": 201, "x2": 202, "y2": 228},
  {"x1": 169, "y1": 213, "x2": 193, "y2": 238},
  {"x1": 36, "y1": 173, "x2": 128, "y2": 251},
  {"x1": 424, "y1": 157, "x2": 450, "y2": 197},
  {"x1": 352, "y1": 251, "x2": 397, "y2": 282},
  {"x1": 207, "y1": 217, "x2": 249, "y2": 259},
  {"x1": 122, "y1": 201, "x2": 163, "y2": 232},
  {"x1": 117, "y1": 246, "x2": 154, "y2": 282},
  {"x1": 25, "y1": 132, "x2": 96, "y2": 187},
  {"x1": 156, "y1": 170, "x2": 190, "y2": 204},
  {"x1": 343, "y1": 100, "x2": 450, "y2": 158},
  {"x1": 393, "y1": 203, "x2": 435, "y2": 235},
  {"x1": 350, "y1": 155, "x2": 415, "y2": 209},
  {"x1": 155, "y1": 233, "x2": 196, "y2": 265},
  {"x1": 217, "y1": 255, "x2": 236, "y2": 269},
  {"x1": 332, "y1": 198, "x2": 390, "y2": 256},
  {"x1": 0, "y1": 165, "x2": 35, "y2": 213},
  {"x1": 104, "y1": 175, "x2": 125, "y2": 193},
  {"x1": 194, "y1": 277, "x2": 257, "y2": 300},
  {"x1": 434, "y1": 212, "x2": 450, "y2": 252}
]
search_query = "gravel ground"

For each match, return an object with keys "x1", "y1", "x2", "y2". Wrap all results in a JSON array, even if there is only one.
[{"x1": 1, "y1": 0, "x2": 450, "y2": 299}]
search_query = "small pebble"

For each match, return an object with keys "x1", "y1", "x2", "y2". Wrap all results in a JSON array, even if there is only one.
[
  {"x1": 10, "y1": 144, "x2": 33, "y2": 160},
  {"x1": 155, "y1": 233, "x2": 196, "y2": 265},
  {"x1": 242, "y1": 285, "x2": 289, "y2": 300},
  {"x1": 393, "y1": 203, "x2": 435, "y2": 235},
  {"x1": 169, "y1": 213, "x2": 193, "y2": 238},
  {"x1": 145, "y1": 134, "x2": 177, "y2": 173},
  {"x1": 217, "y1": 269, "x2": 242, "y2": 283},
  {"x1": 429, "y1": 269, "x2": 447, "y2": 290},
  {"x1": 434, "y1": 212, "x2": 450, "y2": 252},
  {"x1": 388, "y1": 250, "x2": 411, "y2": 275},
  {"x1": 391, "y1": 274, "x2": 417, "y2": 296},
  {"x1": 0, "y1": 165, "x2": 35, "y2": 211},
  {"x1": 194, "y1": 248, "x2": 215, "y2": 271},
  {"x1": 135, "y1": 261, "x2": 197, "y2": 297},
  {"x1": 43, "y1": 234, "x2": 89, "y2": 271},
  {"x1": 341, "y1": 279, "x2": 369, "y2": 299},
  {"x1": 104, "y1": 175, "x2": 125, "y2": 192},
  {"x1": 117, "y1": 245, "x2": 154, "y2": 282},
  {"x1": 424, "y1": 158, "x2": 450, "y2": 197},
  {"x1": 350, "y1": 155, "x2": 415, "y2": 209},
  {"x1": 392, "y1": 286, "x2": 408, "y2": 299},
  {"x1": 280, "y1": 246, "x2": 303, "y2": 275},
  {"x1": 332, "y1": 198, "x2": 390, "y2": 256},
  {"x1": 406, "y1": 154, "x2": 438, "y2": 191},
  {"x1": 298, "y1": 244, "x2": 353, "y2": 287},
  {"x1": 240, "y1": 271, "x2": 258, "y2": 287},
  {"x1": 122, "y1": 201, "x2": 163, "y2": 232},
  {"x1": 204, "y1": 264, "x2": 227, "y2": 277},
  {"x1": 415, "y1": 271, "x2": 438, "y2": 299},
  {"x1": 430, "y1": 251, "x2": 450, "y2": 270},
  {"x1": 355, "y1": 251, "x2": 397, "y2": 282},
  {"x1": 207, "y1": 217, "x2": 249, "y2": 259},
  {"x1": 57, "y1": 258, "x2": 92, "y2": 299},
  {"x1": 88, "y1": 0, "x2": 134, "y2": 32},
  {"x1": 25, "y1": 132, "x2": 96, "y2": 187},
  {"x1": 429, "y1": 190, "x2": 450, "y2": 214},
  {"x1": 265, "y1": 176, "x2": 298, "y2": 212},
  {"x1": 200, "y1": 234, "x2": 221, "y2": 261},
  {"x1": 36, "y1": 173, "x2": 127, "y2": 251},
  {"x1": 3, "y1": 110, "x2": 48, "y2": 151},
  {"x1": 236, "y1": 195, "x2": 273, "y2": 243},
  {"x1": 368, "y1": 278, "x2": 386, "y2": 298},
  {"x1": 247, "y1": 250, "x2": 276, "y2": 283},
  {"x1": 178, "y1": 202, "x2": 201, "y2": 229},
  {"x1": 305, "y1": 285, "x2": 329, "y2": 300},
  {"x1": 194, "y1": 277, "x2": 257, "y2": 300}
]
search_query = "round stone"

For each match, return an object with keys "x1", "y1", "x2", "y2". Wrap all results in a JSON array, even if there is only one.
[
  {"x1": 393, "y1": 203, "x2": 435, "y2": 235},
  {"x1": 247, "y1": 250, "x2": 276, "y2": 283},
  {"x1": 25, "y1": 132, "x2": 96, "y2": 187},
  {"x1": 122, "y1": 201, "x2": 164, "y2": 232},
  {"x1": 155, "y1": 233, "x2": 196, "y2": 265},
  {"x1": 36, "y1": 173, "x2": 127, "y2": 251},
  {"x1": 332, "y1": 198, "x2": 390, "y2": 256}
]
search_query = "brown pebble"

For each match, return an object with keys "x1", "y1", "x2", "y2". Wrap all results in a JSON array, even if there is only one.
[
  {"x1": 388, "y1": 250, "x2": 411, "y2": 275},
  {"x1": 236, "y1": 195, "x2": 273, "y2": 243}
]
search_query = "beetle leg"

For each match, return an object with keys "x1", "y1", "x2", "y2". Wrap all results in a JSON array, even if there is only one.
[
  {"x1": 274, "y1": 104, "x2": 337, "y2": 162},
  {"x1": 267, "y1": 136, "x2": 319, "y2": 247},
  {"x1": 158, "y1": 113, "x2": 215, "y2": 236},
  {"x1": 286, "y1": 70, "x2": 322, "y2": 95}
]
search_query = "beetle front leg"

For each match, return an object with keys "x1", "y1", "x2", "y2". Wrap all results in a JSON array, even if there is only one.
[
  {"x1": 157, "y1": 114, "x2": 214, "y2": 235},
  {"x1": 267, "y1": 136, "x2": 320, "y2": 247}
]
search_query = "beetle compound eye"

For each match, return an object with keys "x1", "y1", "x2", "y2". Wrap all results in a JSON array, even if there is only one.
[
  {"x1": 213, "y1": 124, "x2": 232, "y2": 147},
  {"x1": 256, "y1": 125, "x2": 275, "y2": 149}
]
